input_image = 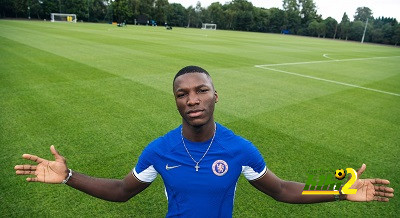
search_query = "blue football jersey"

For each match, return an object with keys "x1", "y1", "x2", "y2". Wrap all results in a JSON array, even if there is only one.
[{"x1": 133, "y1": 123, "x2": 267, "y2": 218}]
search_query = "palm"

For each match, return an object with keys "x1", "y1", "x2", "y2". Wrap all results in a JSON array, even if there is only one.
[
  {"x1": 345, "y1": 164, "x2": 394, "y2": 202},
  {"x1": 33, "y1": 158, "x2": 68, "y2": 183},
  {"x1": 15, "y1": 145, "x2": 68, "y2": 184},
  {"x1": 346, "y1": 179, "x2": 375, "y2": 201}
]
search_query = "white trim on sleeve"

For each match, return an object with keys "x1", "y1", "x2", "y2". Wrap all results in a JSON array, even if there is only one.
[
  {"x1": 242, "y1": 166, "x2": 267, "y2": 181},
  {"x1": 133, "y1": 165, "x2": 158, "y2": 183}
]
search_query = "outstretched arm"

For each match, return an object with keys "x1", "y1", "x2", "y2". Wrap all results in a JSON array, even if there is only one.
[
  {"x1": 250, "y1": 170, "x2": 339, "y2": 203},
  {"x1": 65, "y1": 170, "x2": 150, "y2": 202},
  {"x1": 14, "y1": 145, "x2": 150, "y2": 202},
  {"x1": 250, "y1": 164, "x2": 394, "y2": 203}
]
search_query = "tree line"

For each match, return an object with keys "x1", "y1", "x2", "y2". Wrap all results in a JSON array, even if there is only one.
[{"x1": 1, "y1": 0, "x2": 399, "y2": 45}]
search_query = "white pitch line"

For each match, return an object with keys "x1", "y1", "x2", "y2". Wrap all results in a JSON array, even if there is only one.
[
  {"x1": 255, "y1": 66, "x2": 400, "y2": 97},
  {"x1": 254, "y1": 55, "x2": 400, "y2": 68},
  {"x1": 322, "y1": 54, "x2": 336, "y2": 60}
]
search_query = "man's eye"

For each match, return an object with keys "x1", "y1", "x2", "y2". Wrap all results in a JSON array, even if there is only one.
[
  {"x1": 177, "y1": 93, "x2": 185, "y2": 98},
  {"x1": 198, "y1": 89, "x2": 208, "y2": 93}
]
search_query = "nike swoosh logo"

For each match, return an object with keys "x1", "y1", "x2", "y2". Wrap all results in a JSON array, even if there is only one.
[{"x1": 166, "y1": 164, "x2": 181, "y2": 170}]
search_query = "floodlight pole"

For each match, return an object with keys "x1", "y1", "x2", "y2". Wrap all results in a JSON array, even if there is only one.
[{"x1": 361, "y1": 18, "x2": 369, "y2": 43}]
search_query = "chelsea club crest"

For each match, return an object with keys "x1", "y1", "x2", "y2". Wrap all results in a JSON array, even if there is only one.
[{"x1": 212, "y1": 160, "x2": 228, "y2": 176}]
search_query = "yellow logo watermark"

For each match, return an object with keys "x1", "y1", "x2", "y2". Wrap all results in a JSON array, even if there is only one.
[{"x1": 302, "y1": 168, "x2": 357, "y2": 195}]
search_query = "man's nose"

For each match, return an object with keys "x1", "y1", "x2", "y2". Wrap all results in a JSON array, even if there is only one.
[{"x1": 187, "y1": 93, "x2": 200, "y2": 105}]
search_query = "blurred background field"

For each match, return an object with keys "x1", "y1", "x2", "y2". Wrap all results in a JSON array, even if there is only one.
[{"x1": 0, "y1": 20, "x2": 399, "y2": 217}]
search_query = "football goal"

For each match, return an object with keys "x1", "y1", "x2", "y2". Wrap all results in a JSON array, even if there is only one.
[
  {"x1": 51, "y1": 13, "x2": 77, "y2": 23},
  {"x1": 201, "y1": 23, "x2": 217, "y2": 30}
]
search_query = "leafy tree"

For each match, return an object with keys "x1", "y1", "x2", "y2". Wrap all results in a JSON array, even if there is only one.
[
  {"x1": 374, "y1": 16, "x2": 397, "y2": 27},
  {"x1": 282, "y1": 0, "x2": 301, "y2": 33},
  {"x1": 339, "y1": 12, "x2": 350, "y2": 40},
  {"x1": 200, "y1": 4, "x2": 210, "y2": 24},
  {"x1": 253, "y1": 7, "x2": 269, "y2": 32},
  {"x1": 222, "y1": 3, "x2": 237, "y2": 30},
  {"x1": 230, "y1": 0, "x2": 254, "y2": 31},
  {"x1": 393, "y1": 23, "x2": 400, "y2": 45},
  {"x1": 186, "y1": 6, "x2": 195, "y2": 27},
  {"x1": 316, "y1": 21, "x2": 326, "y2": 37},
  {"x1": 154, "y1": 0, "x2": 168, "y2": 24},
  {"x1": 12, "y1": 0, "x2": 27, "y2": 18},
  {"x1": 349, "y1": 20, "x2": 365, "y2": 41},
  {"x1": 381, "y1": 23, "x2": 394, "y2": 44},
  {"x1": 42, "y1": 0, "x2": 60, "y2": 19},
  {"x1": 63, "y1": 0, "x2": 87, "y2": 21},
  {"x1": 299, "y1": 0, "x2": 318, "y2": 28},
  {"x1": 167, "y1": 3, "x2": 186, "y2": 27},
  {"x1": 0, "y1": 0, "x2": 14, "y2": 17},
  {"x1": 307, "y1": 20, "x2": 318, "y2": 36},
  {"x1": 27, "y1": 0, "x2": 44, "y2": 19},
  {"x1": 323, "y1": 17, "x2": 338, "y2": 38},
  {"x1": 206, "y1": 2, "x2": 224, "y2": 28},
  {"x1": 371, "y1": 27, "x2": 384, "y2": 43},
  {"x1": 89, "y1": 0, "x2": 107, "y2": 22},
  {"x1": 138, "y1": 0, "x2": 154, "y2": 19},
  {"x1": 354, "y1": 7, "x2": 373, "y2": 22},
  {"x1": 236, "y1": 10, "x2": 253, "y2": 31},
  {"x1": 185, "y1": 1, "x2": 202, "y2": 28},
  {"x1": 372, "y1": 16, "x2": 398, "y2": 44},
  {"x1": 112, "y1": 0, "x2": 132, "y2": 23},
  {"x1": 267, "y1": 7, "x2": 285, "y2": 33}
]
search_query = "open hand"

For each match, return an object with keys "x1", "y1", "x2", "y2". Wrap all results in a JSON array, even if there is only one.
[
  {"x1": 346, "y1": 164, "x2": 394, "y2": 202},
  {"x1": 14, "y1": 145, "x2": 68, "y2": 184}
]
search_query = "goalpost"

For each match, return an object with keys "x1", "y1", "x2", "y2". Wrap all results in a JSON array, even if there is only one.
[
  {"x1": 51, "y1": 13, "x2": 77, "y2": 23},
  {"x1": 201, "y1": 23, "x2": 217, "y2": 30}
]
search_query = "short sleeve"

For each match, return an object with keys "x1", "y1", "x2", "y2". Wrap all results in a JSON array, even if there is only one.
[
  {"x1": 241, "y1": 143, "x2": 267, "y2": 181},
  {"x1": 132, "y1": 145, "x2": 158, "y2": 183}
]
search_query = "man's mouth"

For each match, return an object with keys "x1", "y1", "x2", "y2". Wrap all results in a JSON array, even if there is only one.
[{"x1": 187, "y1": 109, "x2": 204, "y2": 118}]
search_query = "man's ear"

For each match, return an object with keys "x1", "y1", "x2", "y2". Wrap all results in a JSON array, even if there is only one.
[{"x1": 215, "y1": 90, "x2": 218, "y2": 103}]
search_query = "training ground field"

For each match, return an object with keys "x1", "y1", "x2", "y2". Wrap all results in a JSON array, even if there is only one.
[{"x1": 1, "y1": 20, "x2": 399, "y2": 217}]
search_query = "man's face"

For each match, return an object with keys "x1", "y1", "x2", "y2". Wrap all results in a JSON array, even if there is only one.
[{"x1": 173, "y1": 73, "x2": 218, "y2": 127}]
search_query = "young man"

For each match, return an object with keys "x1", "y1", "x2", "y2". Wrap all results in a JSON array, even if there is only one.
[{"x1": 15, "y1": 66, "x2": 394, "y2": 217}]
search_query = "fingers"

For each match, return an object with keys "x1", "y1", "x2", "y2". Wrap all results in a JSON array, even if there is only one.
[
  {"x1": 16, "y1": 170, "x2": 36, "y2": 175},
  {"x1": 26, "y1": 177, "x2": 39, "y2": 182},
  {"x1": 373, "y1": 196, "x2": 390, "y2": 202},
  {"x1": 14, "y1": 165, "x2": 37, "y2": 175},
  {"x1": 356, "y1": 163, "x2": 366, "y2": 178},
  {"x1": 22, "y1": 154, "x2": 45, "y2": 163},
  {"x1": 372, "y1": 183, "x2": 394, "y2": 201},
  {"x1": 50, "y1": 145, "x2": 59, "y2": 157},
  {"x1": 50, "y1": 145, "x2": 65, "y2": 162},
  {"x1": 15, "y1": 165, "x2": 44, "y2": 183},
  {"x1": 366, "y1": 178, "x2": 390, "y2": 185},
  {"x1": 14, "y1": 165, "x2": 37, "y2": 170},
  {"x1": 374, "y1": 185, "x2": 395, "y2": 198},
  {"x1": 375, "y1": 185, "x2": 394, "y2": 193},
  {"x1": 375, "y1": 191, "x2": 394, "y2": 198},
  {"x1": 16, "y1": 166, "x2": 42, "y2": 183}
]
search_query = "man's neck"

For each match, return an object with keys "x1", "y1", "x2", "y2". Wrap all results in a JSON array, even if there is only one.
[{"x1": 182, "y1": 120, "x2": 215, "y2": 142}]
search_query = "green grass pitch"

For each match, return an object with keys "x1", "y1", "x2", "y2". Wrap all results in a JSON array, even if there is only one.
[{"x1": 0, "y1": 20, "x2": 399, "y2": 217}]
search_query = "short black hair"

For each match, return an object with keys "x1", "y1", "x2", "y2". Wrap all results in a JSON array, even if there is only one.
[{"x1": 173, "y1": 66, "x2": 211, "y2": 84}]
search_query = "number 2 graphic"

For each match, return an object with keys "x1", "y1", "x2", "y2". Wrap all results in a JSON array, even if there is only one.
[{"x1": 341, "y1": 168, "x2": 357, "y2": 194}]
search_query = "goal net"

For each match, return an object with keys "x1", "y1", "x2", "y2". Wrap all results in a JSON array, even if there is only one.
[
  {"x1": 201, "y1": 23, "x2": 217, "y2": 30},
  {"x1": 51, "y1": 13, "x2": 77, "y2": 23}
]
